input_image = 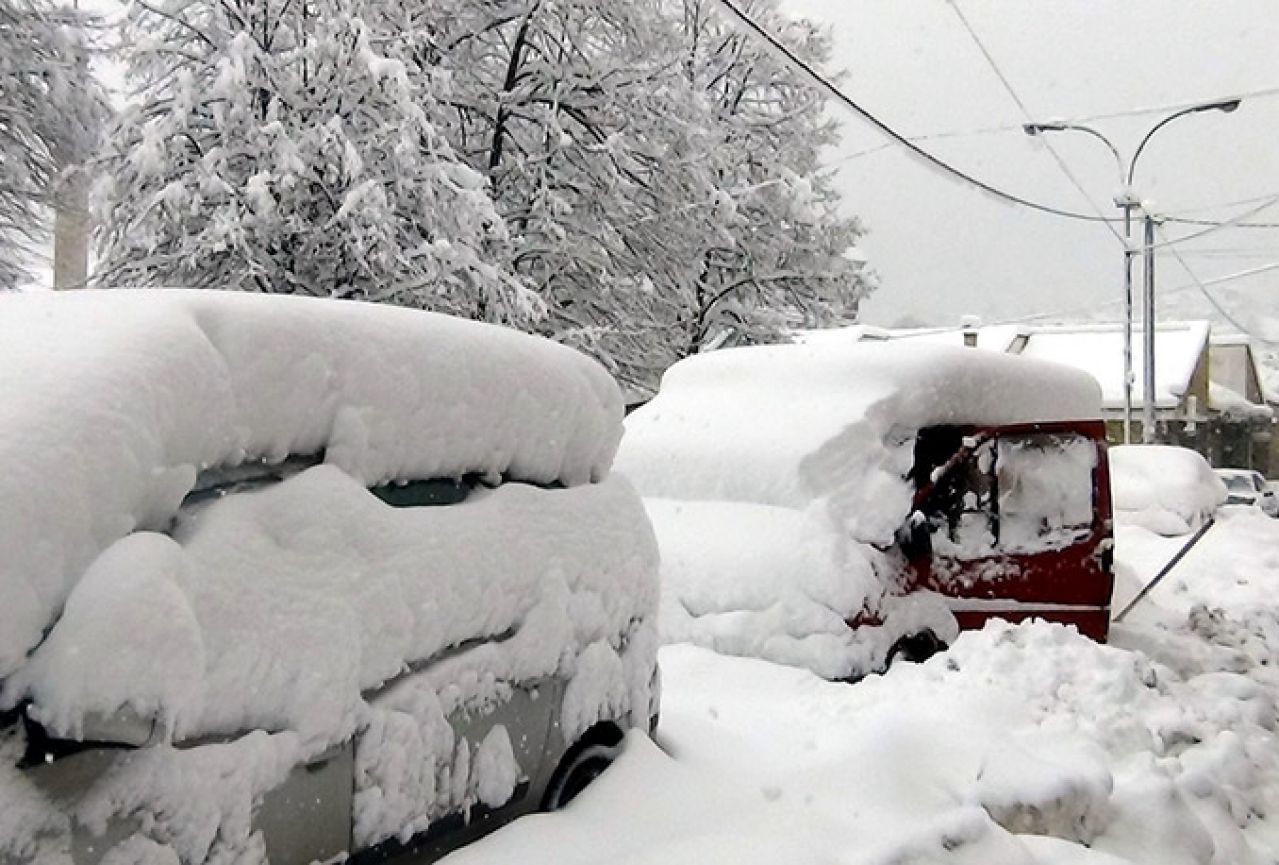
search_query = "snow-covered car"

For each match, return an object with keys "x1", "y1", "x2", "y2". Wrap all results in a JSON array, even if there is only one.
[
  {"x1": 0, "y1": 290, "x2": 660, "y2": 865},
  {"x1": 1214, "y1": 468, "x2": 1279, "y2": 517},
  {"x1": 1108, "y1": 445, "x2": 1227, "y2": 535},
  {"x1": 615, "y1": 340, "x2": 1115, "y2": 681}
]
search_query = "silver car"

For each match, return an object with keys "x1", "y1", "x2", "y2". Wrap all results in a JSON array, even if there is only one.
[
  {"x1": 0, "y1": 290, "x2": 660, "y2": 865},
  {"x1": 1215, "y1": 468, "x2": 1279, "y2": 517}
]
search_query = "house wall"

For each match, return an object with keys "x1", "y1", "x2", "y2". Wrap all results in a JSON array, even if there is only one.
[{"x1": 1209, "y1": 343, "x2": 1265, "y2": 404}]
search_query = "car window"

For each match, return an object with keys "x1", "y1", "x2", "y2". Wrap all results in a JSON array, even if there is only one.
[
  {"x1": 182, "y1": 458, "x2": 477, "y2": 512},
  {"x1": 182, "y1": 454, "x2": 322, "y2": 507},
  {"x1": 996, "y1": 432, "x2": 1097, "y2": 553},
  {"x1": 368, "y1": 477, "x2": 476, "y2": 507},
  {"x1": 1221, "y1": 474, "x2": 1252, "y2": 492},
  {"x1": 918, "y1": 430, "x2": 1096, "y2": 559}
]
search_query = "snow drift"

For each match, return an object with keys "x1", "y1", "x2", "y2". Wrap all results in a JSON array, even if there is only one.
[{"x1": 1109, "y1": 445, "x2": 1226, "y2": 536}]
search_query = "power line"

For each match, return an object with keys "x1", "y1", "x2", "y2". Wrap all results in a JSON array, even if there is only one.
[
  {"x1": 713, "y1": 0, "x2": 1119, "y2": 224},
  {"x1": 1163, "y1": 191, "x2": 1279, "y2": 216},
  {"x1": 999, "y1": 259, "x2": 1279, "y2": 334},
  {"x1": 1157, "y1": 248, "x2": 1279, "y2": 258},
  {"x1": 716, "y1": 0, "x2": 1279, "y2": 236},
  {"x1": 945, "y1": 0, "x2": 1127, "y2": 248},
  {"x1": 1054, "y1": 84, "x2": 1279, "y2": 127},
  {"x1": 1166, "y1": 215, "x2": 1279, "y2": 229},
  {"x1": 1155, "y1": 223, "x2": 1255, "y2": 334},
  {"x1": 718, "y1": 0, "x2": 1279, "y2": 255},
  {"x1": 846, "y1": 86, "x2": 1279, "y2": 149},
  {"x1": 1141, "y1": 193, "x2": 1279, "y2": 250}
]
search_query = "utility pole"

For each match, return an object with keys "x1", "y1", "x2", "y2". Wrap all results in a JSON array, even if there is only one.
[
  {"x1": 1116, "y1": 190, "x2": 1140, "y2": 444},
  {"x1": 1142, "y1": 214, "x2": 1158, "y2": 443}
]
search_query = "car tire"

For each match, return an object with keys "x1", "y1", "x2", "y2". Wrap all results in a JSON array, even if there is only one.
[
  {"x1": 542, "y1": 742, "x2": 619, "y2": 811},
  {"x1": 886, "y1": 630, "x2": 947, "y2": 666}
]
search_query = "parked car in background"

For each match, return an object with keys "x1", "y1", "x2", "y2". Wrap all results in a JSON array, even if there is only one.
[
  {"x1": 615, "y1": 339, "x2": 1115, "y2": 682},
  {"x1": 1108, "y1": 445, "x2": 1227, "y2": 535},
  {"x1": 0, "y1": 290, "x2": 660, "y2": 865},
  {"x1": 1214, "y1": 468, "x2": 1279, "y2": 517}
]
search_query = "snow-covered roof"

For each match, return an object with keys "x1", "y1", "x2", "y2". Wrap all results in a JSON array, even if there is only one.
[
  {"x1": 1209, "y1": 382, "x2": 1273, "y2": 420},
  {"x1": 799, "y1": 323, "x2": 1026, "y2": 353},
  {"x1": 0, "y1": 289, "x2": 626, "y2": 681},
  {"x1": 1017, "y1": 321, "x2": 1210, "y2": 410},
  {"x1": 616, "y1": 340, "x2": 1101, "y2": 545}
]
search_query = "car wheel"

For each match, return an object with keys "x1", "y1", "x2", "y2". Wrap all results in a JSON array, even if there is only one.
[
  {"x1": 542, "y1": 742, "x2": 619, "y2": 811},
  {"x1": 886, "y1": 630, "x2": 947, "y2": 666}
]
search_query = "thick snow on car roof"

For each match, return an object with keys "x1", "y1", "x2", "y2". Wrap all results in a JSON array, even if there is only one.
[
  {"x1": 0, "y1": 289, "x2": 624, "y2": 680},
  {"x1": 616, "y1": 340, "x2": 1101, "y2": 543}
]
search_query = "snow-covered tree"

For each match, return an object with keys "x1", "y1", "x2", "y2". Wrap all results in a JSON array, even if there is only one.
[
  {"x1": 418, "y1": 0, "x2": 872, "y2": 395},
  {"x1": 666, "y1": 0, "x2": 871, "y2": 351},
  {"x1": 93, "y1": 0, "x2": 539, "y2": 321},
  {"x1": 0, "y1": 0, "x2": 105, "y2": 288}
]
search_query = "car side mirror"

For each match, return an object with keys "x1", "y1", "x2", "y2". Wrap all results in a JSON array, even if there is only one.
[{"x1": 896, "y1": 511, "x2": 933, "y2": 561}]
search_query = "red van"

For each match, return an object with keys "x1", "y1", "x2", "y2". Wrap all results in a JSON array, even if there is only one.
[{"x1": 617, "y1": 339, "x2": 1115, "y2": 679}]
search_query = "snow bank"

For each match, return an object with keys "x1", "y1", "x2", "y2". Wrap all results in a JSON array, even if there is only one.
[
  {"x1": 645, "y1": 498, "x2": 954, "y2": 679},
  {"x1": 617, "y1": 340, "x2": 1101, "y2": 545},
  {"x1": 0, "y1": 288, "x2": 623, "y2": 680},
  {"x1": 1109, "y1": 445, "x2": 1226, "y2": 536},
  {"x1": 429, "y1": 510, "x2": 1279, "y2": 865},
  {"x1": 647, "y1": 617, "x2": 1278, "y2": 865}
]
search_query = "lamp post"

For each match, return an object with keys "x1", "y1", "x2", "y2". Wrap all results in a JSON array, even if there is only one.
[{"x1": 1023, "y1": 97, "x2": 1240, "y2": 445}]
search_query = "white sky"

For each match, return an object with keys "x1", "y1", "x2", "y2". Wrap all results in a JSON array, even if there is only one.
[{"x1": 779, "y1": 1, "x2": 1279, "y2": 332}]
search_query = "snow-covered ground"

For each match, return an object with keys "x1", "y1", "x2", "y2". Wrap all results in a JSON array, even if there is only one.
[{"x1": 444, "y1": 507, "x2": 1279, "y2": 865}]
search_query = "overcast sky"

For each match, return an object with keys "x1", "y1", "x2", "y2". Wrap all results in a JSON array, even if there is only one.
[{"x1": 777, "y1": 1, "x2": 1279, "y2": 335}]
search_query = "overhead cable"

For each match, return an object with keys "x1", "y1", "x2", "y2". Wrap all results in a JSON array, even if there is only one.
[
  {"x1": 1155, "y1": 224, "x2": 1255, "y2": 333},
  {"x1": 945, "y1": 0, "x2": 1126, "y2": 246},
  {"x1": 1140, "y1": 193, "x2": 1279, "y2": 251},
  {"x1": 713, "y1": 0, "x2": 1119, "y2": 224},
  {"x1": 720, "y1": 0, "x2": 1279, "y2": 237}
]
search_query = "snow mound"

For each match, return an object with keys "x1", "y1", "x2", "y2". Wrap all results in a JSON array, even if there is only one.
[
  {"x1": 0, "y1": 288, "x2": 623, "y2": 680},
  {"x1": 617, "y1": 340, "x2": 1101, "y2": 545},
  {"x1": 1109, "y1": 445, "x2": 1226, "y2": 536},
  {"x1": 645, "y1": 498, "x2": 954, "y2": 679}
]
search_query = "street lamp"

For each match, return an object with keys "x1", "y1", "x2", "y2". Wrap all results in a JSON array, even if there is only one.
[
  {"x1": 1023, "y1": 98, "x2": 1240, "y2": 445},
  {"x1": 1129, "y1": 99, "x2": 1239, "y2": 444}
]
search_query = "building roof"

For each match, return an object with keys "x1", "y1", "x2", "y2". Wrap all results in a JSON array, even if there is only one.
[
  {"x1": 801, "y1": 321, "x2": 1213, "y2": 412},
  {"x1": 1017, "y1": 322, "x2": 1209, "y2": 411}
]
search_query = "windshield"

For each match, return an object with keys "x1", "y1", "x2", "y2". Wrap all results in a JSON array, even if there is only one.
[{"x1": 1220, "y1": 474, "x2": 1254, "y2": 493}]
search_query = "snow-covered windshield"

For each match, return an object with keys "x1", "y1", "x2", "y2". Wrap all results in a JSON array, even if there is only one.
[
  {"x1": 1220, "y1": 473, "x2": 1256, "y2": 493},
  {"x1": 997, "y1": 433, "x2": 1097, "y2": 552},
  {"x1": 923, "y1": 430, "x2": 1097, "y2": 559}
]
